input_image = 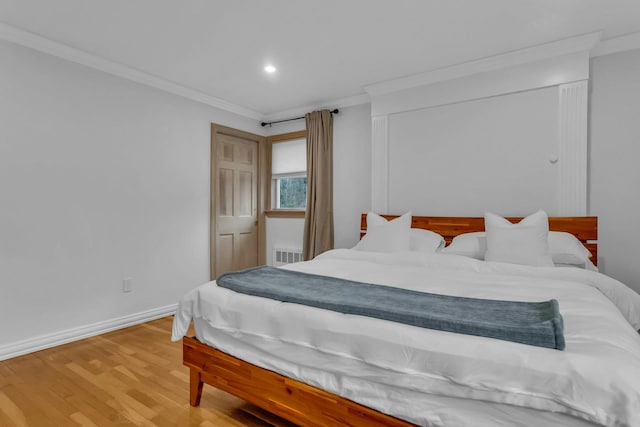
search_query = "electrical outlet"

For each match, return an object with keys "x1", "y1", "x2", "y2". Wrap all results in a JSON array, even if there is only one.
[{"x1": 123, "y1": 277, "x2": 133, "y2": 293}]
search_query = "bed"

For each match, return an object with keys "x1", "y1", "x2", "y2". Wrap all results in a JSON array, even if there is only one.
[{"x1": 172, "y1": 214, "x2": 640, "y2": 427}]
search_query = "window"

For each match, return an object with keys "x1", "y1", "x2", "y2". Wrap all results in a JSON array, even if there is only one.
[
  {"x1": 271, "y1": 137, "x2": 306, "y2": 210},
  {"x1": 275, "y1": 176, "x2": 307, "y2": 209}
]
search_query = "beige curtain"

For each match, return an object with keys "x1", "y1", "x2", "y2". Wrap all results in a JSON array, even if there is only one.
[{"x1": 303, "y1": 109, "x2": 334, "y2": 260}]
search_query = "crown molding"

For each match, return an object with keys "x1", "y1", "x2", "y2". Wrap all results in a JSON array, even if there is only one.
[
  {"x1": 591, "y1": 31, "x2": 640, "y2": 57},
  {"x1": 260, "y1": 93, "x2": 370, "y2": 123},
  {"x1": 364, "y1": 31, "x2": 602, "y2": 97},
  {"x1": 0, "y1": 22, "x2": 262, "y2": 120}
]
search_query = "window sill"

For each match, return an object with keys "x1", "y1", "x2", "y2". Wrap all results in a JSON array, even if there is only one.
[{"x1": 265, "y1": 210, "x2": 306, "y2": 219}]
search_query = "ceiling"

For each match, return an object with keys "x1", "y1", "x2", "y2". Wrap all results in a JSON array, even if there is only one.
[{"x1": 2, "y1": 0, "x2": 640, "y2": 119}]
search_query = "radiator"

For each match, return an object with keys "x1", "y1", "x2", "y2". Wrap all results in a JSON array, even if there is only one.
[{"x1": 273, "y1": 248, "x2": 303, "y2": 266}]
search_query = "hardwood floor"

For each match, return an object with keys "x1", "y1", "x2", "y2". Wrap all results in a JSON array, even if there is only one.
[{"x1": 0, "y1": 317, "x2": 295, "y2": 427}]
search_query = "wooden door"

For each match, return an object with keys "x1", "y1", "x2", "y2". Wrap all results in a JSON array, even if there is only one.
[{"x1": 211, "y1": 125, "x2": 265, "y2": 279}]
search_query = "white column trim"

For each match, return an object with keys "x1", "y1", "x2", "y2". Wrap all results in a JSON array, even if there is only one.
[
  {"x1": 371, "y1": 115, "x2": 389, "y2": 213},
  {"x1": 557, "y1": 80, "x2": 588, "y2": 215}
]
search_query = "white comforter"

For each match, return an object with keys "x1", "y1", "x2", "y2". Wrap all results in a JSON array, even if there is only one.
[{"x1": 173, "y1": 249, "x2": 640, "y2": 427}]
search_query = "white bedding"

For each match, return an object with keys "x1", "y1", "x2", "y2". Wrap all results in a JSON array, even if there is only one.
[{"x1": 172, "y1": 249, "x2": 640, "y2": 427}]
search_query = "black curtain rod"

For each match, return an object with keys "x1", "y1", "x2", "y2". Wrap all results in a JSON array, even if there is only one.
[{"x1": 261, "y1": 109, "x2": 339, "y2": 127}]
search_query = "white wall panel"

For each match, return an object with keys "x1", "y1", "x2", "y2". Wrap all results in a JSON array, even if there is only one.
[{"x1": 388, "y1": 87, "x2": 559, "y2": 216}]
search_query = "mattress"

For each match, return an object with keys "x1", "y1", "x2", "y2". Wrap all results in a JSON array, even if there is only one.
[{"x1": 173, "y1": 249, "x2": 640, "y2": 427}]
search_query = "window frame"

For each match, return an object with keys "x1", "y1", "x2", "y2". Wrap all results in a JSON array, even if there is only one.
[{"x1": 265, "y1": 130, "x2": 307, "y2": 218}]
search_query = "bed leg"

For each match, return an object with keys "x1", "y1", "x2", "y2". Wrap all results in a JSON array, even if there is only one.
[{"x1": 189, "y1": 368, "x2": 203, "y2": 406}]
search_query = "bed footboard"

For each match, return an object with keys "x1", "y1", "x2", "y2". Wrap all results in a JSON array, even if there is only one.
[{"x1": 182, "y1": 336, "x2": 415, "y2": 427}]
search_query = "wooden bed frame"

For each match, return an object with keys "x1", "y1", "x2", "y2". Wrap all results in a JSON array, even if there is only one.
[
  {"x1": 183, "y1": 336, "x2": 414, "y2": 426},
  {"x1": 183, "y1": 214, "x2": 598, "y2": 426}
]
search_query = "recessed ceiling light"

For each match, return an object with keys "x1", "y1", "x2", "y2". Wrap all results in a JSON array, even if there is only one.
[{"x1": 264, "y1": 65, "x2": 277, "y2": 73}]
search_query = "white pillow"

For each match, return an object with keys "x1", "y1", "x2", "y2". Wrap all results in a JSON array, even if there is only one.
[
  {"x1": 443, "y1": 230, "x2": 592, "y2": 267},
  {"x1": 555, "y1": 260, "x2": 599, "y2": 271},
  {"x1": 484, "y1": 210, "x2": 554, "y2": 267},
  {"x1": 410, "y1": 228, "x2": 445, "y2": 252},
  {"x1": 548, "y1": 231, "x2": 593, "y2": 264},
  {"x1": 441, "y1": 232, "x2": 486, "y2": 259},
  {"x1": 354, "y1": 212, "x2": 412, "y2": 252}
]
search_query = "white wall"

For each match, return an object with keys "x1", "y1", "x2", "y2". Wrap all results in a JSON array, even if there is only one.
[
  {"x1": 590, "y1": 48, "x2": 640, "y2": 293},
  {"x1": 264, "y1": 103, "x2": 372, "y2": 264},
  {"x1": 333, "y1": 104, "x2": 372, "y2": 248},
  {"x1": 266, "y1": 218, "x2": 305, "y2": 265},
  {"x1": 369, "y1": 52, "x2": 590, "y2": 217},
  {"x1": 0, "y1": 40, "x2": 262, "y2": 354},
  {"x1": 388, "y1": 87, "x2": 559, "y2": 216}
]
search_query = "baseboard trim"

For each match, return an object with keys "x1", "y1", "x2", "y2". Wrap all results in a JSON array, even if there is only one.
[{"x1": 0, "y1": 304, "x2": 177, "y2": 361}]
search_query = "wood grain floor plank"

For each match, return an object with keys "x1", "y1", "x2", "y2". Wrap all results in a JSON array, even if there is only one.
[
  {"x1": 12, "y1": 381, "x2": 77, "y2": 422},
  {"x1": 0, "y1": 317, "x2": 287, "y2": 427},
  {"x1": 65, "y1": 392, "x2": 127, "y2": 426},
  {"x1": 0, "y1": 389, "x2": 29, "y2": 427},
  {"x1": 0, "y1": 384, "x2": 54, "y2": 426},
  {"x1": 69, "y1": 412, "x2": 101, "y2": 427},
  {"x1": 0, "y1": 361, "x2": 16, "y2": 388}
]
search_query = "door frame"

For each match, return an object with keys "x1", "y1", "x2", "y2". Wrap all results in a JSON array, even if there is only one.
[{"x1": 210, "y1": 123, "x2": 267, "y2": 280}]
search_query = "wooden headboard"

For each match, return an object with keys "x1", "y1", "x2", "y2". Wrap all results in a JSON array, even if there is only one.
[{"x1": 360, "y1": 214, "x2": 598, "y2": 265}]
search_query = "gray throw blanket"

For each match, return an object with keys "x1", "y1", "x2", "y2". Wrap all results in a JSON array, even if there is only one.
[{"x1": 217, "y1": 266, "x2": 565, "y2": 350}]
